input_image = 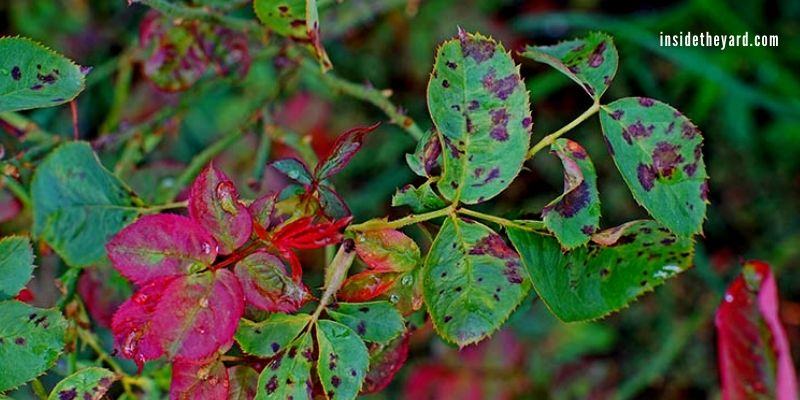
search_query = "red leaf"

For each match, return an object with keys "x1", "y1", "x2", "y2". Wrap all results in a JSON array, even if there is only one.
[
  {"x1": 78, "y1": 266, "x2": 131, "y2": 327},
  {"x1": 14, "y1": 288, "x2": 34, "y2": 303},
  {"x1": 233, "y1": 251, "x2": 312, "y2": 313},
  {"x1": 170, "y1": 358, "x2": 229, "y2": 400},
  {"x1": 716, "y1": 260, "x2": 798, "y2": 400},
  {"x1": 355, "y1": 229, "x2": 420, "y2": 272},
  {"x1": 107, "y1": 214, "x2": 218, "y2": 286},
  {"x1": 338, "y1": 270, "x2": 400, "y2": 302},
  {"x1": 362, "y1": 334, "x2": 410, "y2": 394},
  {"x1": 189, "y1": 164, "x2": 253, "y2": 255},
  {"x1": 271, "y1": 216, "x2": 351, "y2": 250},
  {"x1": 314, "y1": 123, "x2": 380, "y2": 180}
]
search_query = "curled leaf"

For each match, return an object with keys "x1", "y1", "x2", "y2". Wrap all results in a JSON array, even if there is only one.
[{"x1": 315, "y1": 123, "x2": 380, "y2": 180}]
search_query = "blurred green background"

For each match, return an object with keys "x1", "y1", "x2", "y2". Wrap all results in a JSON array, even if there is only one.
[{"x1": 1, "y1": 0, "x2": 799, "y2": 398}]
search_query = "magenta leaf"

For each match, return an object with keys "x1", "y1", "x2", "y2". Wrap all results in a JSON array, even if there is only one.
[
  {"x1": 716, "y1": 260, "x2": 798, "y2": 400},
  {"x1": 249, "y1": 193, "x2": 277, "y2": 230},
  {"x1": 189, "y1": 164, "x2": 253, "y2": 255},
  {"x1": 362, "y1": 334, "x2": 410, "y2": 394},
  {"x1": 170, "y1": 358, "x2": 229, "y2": 400},
  {"x1": 314, "y1": 123, "x2": 380, "y2": 180},
  {"x1": 107, "y1": 214, "x2": 218, "y2": 286},
  {"x1": 233, "y1": 251, "x2": 312, "y2": 313}
]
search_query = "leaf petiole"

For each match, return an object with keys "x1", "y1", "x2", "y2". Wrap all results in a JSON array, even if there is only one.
[
  {"x1": 526, "y1": 100, "x2": 601, "y2": 160},
  {"x1": 457, "y1": 207, "x2": 546, "y2": 232},
  {"x1": 139, "y1": 200, "x2": 188, "y2": 213},
  {"x1": 348, "y1": 206, "x2": 454, "y2": 232}
]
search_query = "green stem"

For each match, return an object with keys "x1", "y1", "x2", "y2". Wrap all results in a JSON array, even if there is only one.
[
  {"x1": 527, "y1": 100, "x2": 600, "y2": 159},
  {"x1": 30, "y1": 378, "x2": 48, "y2": 400},
  {"x1": 77, "y1": 328, "x2": 137, "y2": 397},
  {"x1": 311, "y1": 241, "x2": 357, "y2": 323},
  {"x1": 140, "y1": 200, "x2": 188, "y2": 213},
  {"x1": 457, "y1": 207, "x2": 546, "y2": 232},
  {"x1": 2, "y1": 176, "x2": 31, "y2": 209},
  {"x1": 304, "y1": 60, "x2": 425, "y2": 141},
  {"x1": 136, "y1": 0, "x2": 262, "y2": 33},
  {"x1": 348, "y1": 206, "x2": 452, "y2": 232}
]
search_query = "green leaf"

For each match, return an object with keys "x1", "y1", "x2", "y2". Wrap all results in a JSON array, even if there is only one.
[
  {"x1": 391, "y1": 181, "x2": 447, "y2": 213},
  {"x1": 327, "y1": 302, "x2": 405, "y2": 343},
  {"x1": 521, "y1": 32, "x2": 617, "y2": 100},
  {"x1": 31, "y1": 142, "x2": 140, "y2": 268},
  {"x1": 271, "y1": 158, "x2": 313, "y2": 185},
  {"x1": 0, "y1": 301, "x2": 67, "y2": 391},
  {"x1": 423, "y1": 217, "x2": 530, "y2": 346},
  {"x1": 0, "y1": 236, "x2": 34, "y2": 300},
  {"x1": 315, "y1": 319, "x2": 369, "y2": 400},
  {"x1": 507, "y1": 220, "x2": 694, "y2": 322},
  {"x1": 542, "y1": 139, "x2": 601, "y2": 249},
  {"x1": 255, "y1": 331, "x2": 314, "y2": 400},
  {"x1": 405, "y1": 129, "x2": 441, "y2": 178},
  {"x1": 47, "y1": 367, "x2": 116, "y2": 400},
  {"x1": 599, "y1": 97, "x2": 708, "y2": 237},
  {"x1": 235, "y1": 313, "x2": 311, "y2": 357},
  {"x1": 253, "y1": 0, "x2": 308, "y2": 37},
  {"x1": 427, "y1": 30, "x2": 532, "y2": 204},
  {"x1": 0, "y1": 36, "x2": 87, "y2": 112}
]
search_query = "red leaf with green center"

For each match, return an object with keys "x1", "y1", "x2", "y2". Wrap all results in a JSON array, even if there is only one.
[
  {"x1": 355, "y1": 229, "x2": 420, "y2": 272},
  {"x1": 338, "y1": 270, "x2": 400, "y2": 302},
  {"x1": 716, "y1": 260, "x2": 798, "y2": 400},
  {"x1": 189, "y1": 164, "x2": 253, "y2": 255},
  {"x1": 314, "y1": 123, "x2": 380, "y2": 180},
  {"x1": 234, "y1": 251, "x2": 312, "y2": 313},
  {"x1": 362, "y1": 334, "x2": 410, "y2": 394},
  {"x1": 107, "y1": 214, "x2": 218, "y2": 286},
  {"x1": 170, "y1": 358, "x2": 229, "y2": 400}
]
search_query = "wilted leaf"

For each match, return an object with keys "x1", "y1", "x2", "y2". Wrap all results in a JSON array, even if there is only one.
[
  {"x1": 234, "y1": 251, "x2": 312, "y2": 312},
  {"x1": 391, "y1": 181, "x2": 447, "y2": 213},
  {"x1": 255, "y1": 331, "x2": 315, "y2": 400},
  {"x1": 327, "y1": 302, "x2": 405, "y2": 343},
  {"x1": 170, "y1": 359, "x2": 229, "y2": 400},
  {"x1": 316, "y1": 319, "x2": 369, "y2": 400},
  {"x1": 599, "y1": 97, "x2": 708, "y2": 237},
  {"x1": 47, "y1": 367, "x2": 116, "y2": 400},
  {"x1": 355, "y1": 229, "x2": 420, "y2": 272},
  {"x1": 139, "y1": 11, "x2": 208, "y2": 91},
  {"x1": 235, "y1": 313, "x2": 311, "y2": 357},
  {"x1": 405, "y1": 129, "x2": 442, "y2": 178},
  {"x1": 32, "y1": 142, "x2": 140, "y2": 268},
  {"x1": 508, "y1": 220, "x2": 693, "y2": 322},
  {"x1": 0, "y1": 236, "x2": 34, "y2": 301},
  {"x1": 428, "y1": 30, "x2": 532, "y2": 204},
  {"x1": 423, "y1": 217, "x2": 530, "y2": 346},
  {"x1": 315, "y1": 123, "x2": 379, "y2": 180},
  {"x1": 542, "y1": 139, "x2": 601, "y2": 249},
  {"x1": 189, "y1": 164, "x2": 253, "y2": 255},
  {"x1": 716, "y1": 261, "x2": 798, "y2": 400},
  {"x1": 521, "y1": 32, "x2": 617, "y2": 100},
  {"x1": 0, "y1": 36, "x2": 87, "y2": 112}
]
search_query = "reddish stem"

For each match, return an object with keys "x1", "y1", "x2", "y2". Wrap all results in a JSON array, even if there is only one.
[
  {"x1": 70, "y1": 100, "x2": 80, "y2": 140},
  {"x1": 210, "y1": 241, "x2": 262, "y2": 271}
]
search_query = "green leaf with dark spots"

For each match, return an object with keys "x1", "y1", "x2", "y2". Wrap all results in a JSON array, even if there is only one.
[
  {"x1": 427, "y1": 30, "x2": 532, "y2": 204},
  {"x1": 391, "y1": 180, "x2": 447, "y2": 213},
  {"x1": 253, "y1": 0, "x2": 308, "y2": 37},
  {"x1": 599, "y1": 97, "x2": 708, "y2": 237},
  {"x1": 521, "y1": 32, "x2": 617, "y2": 100},
  {"x1": 0, "y1": 36, "x2": 87, "y2": 112},
  {"x1": 235, "y1": 313, "x2": 311, "y2": 357},
  {"x1": 255, "y1": 331, "x2": 314, "y2": 400},
  {"x1": 423, "y1": 217, "x2": 530, "y2": 347},
  {"x1": 405, "y1": 129, "x2": 441, "y2": 178},
  {"x1": 0, "y1": 236, "x2": 34, "y2": 300},
  {"x1": 47, "y1": 367, "x2": 116, "y2": 400},
  {"x1": 315, "y1": 319, "x2": 369, "y2": 400},
  {"x1": 507, "y1": 220, "x2": 694, "y2": 322},
  {"x1": 542, "y1": 139, "x2": 601, "y2": 249},
  {"x1": 31, "y1": 142, "x2": 140, "y2": 268},
  {"x1": 327, "y1": 302, "x2": 405, "y2": 343},
  {"x1": 0, "y1": 301, "x2": 67, "y2": 391}
]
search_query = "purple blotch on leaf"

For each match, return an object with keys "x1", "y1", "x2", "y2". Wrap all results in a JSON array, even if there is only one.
[
  {"x1": 652, "y1": 141, "x2": 684, "y2": 178},
  {"x1": 622, "y1": 121, "x2": 654, "y2": 144},
  {"x1": 638, "y1": 97, "x2": 654, "y2": 107},
  {"x1": 637, "y1": 164, "x2": 656, "y2": 191},
  {"x1": 588, "y1": 42, "x2": 606, "y2": 67},
  {"x1": 11, "y1": 66, "x2": 21, "y2": 80},
  {"x1": 458, "y1": 29, "x2": 495, "y2": 63},
  {"x1": 489, "y1": 108, "x2": 510, "y2": 141},
  {"x1": 58, "y1": 388, "x2": 77, "y2": 400},
  {"x1": 482, "y1": 71, "x2": 519, "y2": 100},
  {"x1": 549, "y1": 181, "x2": 591, "y2": 218}
]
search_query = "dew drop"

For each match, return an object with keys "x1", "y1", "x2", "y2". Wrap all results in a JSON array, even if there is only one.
[
  {"x1": 724, "y1": 294, "x2": 734, "y2": 303},
  {"x1": 215, "y1": 181, "x2": 239, "y2": 214},
  {"x1": 388, "y1": 294, "x2": 400, "y2": 303},
  {"x1": 199, "y1": 297, "x2": 209, "y2": 308},
  {"x1": 201, "y1": 242, "x2": 212, "y2": 254},
  {"x1": 401, "y1": 275, "x2": 413, "y2": 286},
  {"x1": 133, "y1": 293, "x2": 148, "y2": 304}
]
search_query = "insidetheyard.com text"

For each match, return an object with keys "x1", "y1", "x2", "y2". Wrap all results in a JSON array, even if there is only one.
[{"x1": 659, "y1": 32, "x2": 779, "y2": 50}]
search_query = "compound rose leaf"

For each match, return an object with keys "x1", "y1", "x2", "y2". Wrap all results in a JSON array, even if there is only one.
[
  {"x1": 716, "y1": 261, "x2": 798, "y2": 400},
  {"x1": 428, "y1": 30, "x2": 532, "y2": 204},
  {"x1": 234, "y1": 251, "x2": 312, "y2": 312},
  {"x1": 327, "y1": 302, "x2": 405, "y2": 344},
  {"x1": 271, "y1": 158, "x2": 313, "y2": 185},
  {"x1": 423, "y1": 217, "x2": 530, "y2": 347},
  {"x1": 0, "y1": 236, "x2": 35, "y2": 301},
  {"x1": 255, "y1": 331, "x2": 314, "y2": 400},
  {"x1": 361, "y1": 334, "x2": 410, "y2": 394},
  {"x1": 189, "y1": 164, "x2": 253, "y2": 255},
  {"x1": 228, "y1": 365, "x2": 259, "y2": 400},
  {"x1": 107, "y1": 214, "x2": 218, "y2": 286},
  {"x1": 521, "y1": 32, "x2": 617, "y2": 100},
  {"x1": 355, "y1": 229, "x2": 420, "y2": 272},
  {"x1": 235, "y1": 313, "x2": 311, "y2": 357},
  {"x1": 508, "y1": 220, "x2": 694, "y2": 322},
  {"x1": 0, "y1": 36, "x2": 88, "y2": 112},
  {"x1": 542, "y1": 139, "x2": 601, "y2": 249},
  {"x1": 315, "y1": 123, "x2": 380, "y2": 180},
  {"x1": 170, "y1": 358, "x2": 229, "y2": 400},
  {"x1": 47, "y1": 367, "x2": 116, "y2": 400},
  {"x1": 316, "y1": 319, "x2": 370, "y2": 400},
  {"x1": 599, "y1": 97, "x2": 708, "y2": 237}
]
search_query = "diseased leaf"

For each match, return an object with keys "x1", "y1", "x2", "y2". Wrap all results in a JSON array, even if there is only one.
[
  {"x1": 32, "y1": 142, "x2": 140, "y2": 268},
  {"x1": 315, "y1": 123, "x2": 379, "y2": 180},
  {"x1": 428, "y1": 30, "x2": 532, "y2": 204},
  {"x1": 338, "y1": 269, "x2": 424, "y2": 316},
  {"x1": 228, "y1": 365, "x2": 259, "y2": 400},
  {"x1": 272, "y1": 158, "x2": 313, "y2": 185},
  {"x1": 189, "y1": 164, "x2": 253, "y2": 255},
  {"x1": 234, "y1": 251, "x2": 312, "y2": 312},
  {"x1": 355, "y1": 229, "x2": 420, "y2": 272},
  {"x1": 255, "y1": 331, "x2": 315, "y2": 400},
  {"x1": 599, "y1": 97, "x2": 708, "y2": 237},
  {"x1": 249, "y1": 193, "x2": 277, "y2": 231},
  {"x1": 0, "y1": 236, "x2": 34, "y2": 301},
  {"x1": 253, "y1": 0, "x2": 308, "y2": 37},
  {"x1": 107, "y1": 214, "x2": 218, "y2": 286},
  {"x1": 362, "y1": 334, "x2": 409, "y2": 394},
  {"x1": 716, "y1": 261, "x2": 798, "y2": 400},
  {"x1": 327, "y1": 302, "x2": 405, "y2": 343},
  {"x1": 521, "y1": 32, "x2": 617, "y2": 100},
  {"x1": 405, "y1": 129, "x2": 442, "y2": 178},
  {"x1": 305, "y1": 0, "x2": 332, "y2": 72},
  {"x1": 170, "y1": 359, "x2": 229, "y2": 400},
  {"x1": 139, "y1": 11, "x2": 208, "y2": 91},
  {"x1": 423, "y1": 217, "x2": 530, "y2": 346},
  {"x1": 542, "y1": 139, "x2": 601, "y2": 249},
  {"x1": 235, "y1": 313, "x2": 311, "y2": 357},
  {"x1": 111, "y1": 276, "x2": 174, "y2": 369},
  {"x1": 0, "y1": 36, "x2": 87, "y2": 112},
  {"x1": 508, "y1": 220, "x2": 694, "y2": 322},
  {"x1": 47, "y1": 367, "x2": 116, "y2": 400},
  {"x1": 0, "y1": 301, "x2": 67, "y2": 391},
  {"x1": 316, "y1": 319, "x2": 370, "y2": 400},
  {"x1": 391, "y1": 181, "x2": 447, "y2": 213}
]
